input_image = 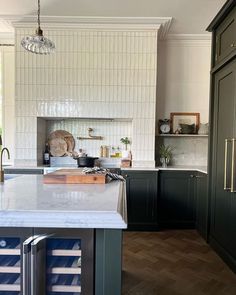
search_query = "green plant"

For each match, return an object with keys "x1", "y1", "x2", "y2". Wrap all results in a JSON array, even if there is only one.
[
  {"x1": 120, "y1": 137, "x2": 131, "y2": 150},
  {"x1": 159, "y1": 144, "x2": 173, "y2": 160}
]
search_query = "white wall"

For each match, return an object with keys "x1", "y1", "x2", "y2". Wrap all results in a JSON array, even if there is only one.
[
  {"x1": 0, "y1": 45, "x2": 15, "y2": 164},
  {"x1": 156, "y1": 37, "x2": 211, "y2": 166},
  {"x1": 15, "y1": 28, "x2": 158, "y2": 167},
  {"x1": 157, "y1": 38, "x2": 211, "y2": 122}
]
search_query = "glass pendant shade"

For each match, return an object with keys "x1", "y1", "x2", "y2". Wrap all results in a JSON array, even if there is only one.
[
  {"x1": 21, "y1": 0, "x2": 55, "y2": 55},
  {"x1": 21, "y1": 28, "x2": 55, "y2": 55}
]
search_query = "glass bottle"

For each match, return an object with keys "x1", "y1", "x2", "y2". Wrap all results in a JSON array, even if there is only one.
[{"x1": 43, "y1": 143, "x2": 50, "y2": 166}]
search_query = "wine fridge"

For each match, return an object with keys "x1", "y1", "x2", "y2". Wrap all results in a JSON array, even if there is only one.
[{"x1": 0, "y1": 228, "x2": 94, "y2": 295}]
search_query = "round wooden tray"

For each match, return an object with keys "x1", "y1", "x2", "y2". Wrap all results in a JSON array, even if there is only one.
[
  {"x1": 49, "y1": 137, "x2": 67, "y2": 157},
  {"x1": 48, "y1": 130, "x2": 76, "y2": 156}
]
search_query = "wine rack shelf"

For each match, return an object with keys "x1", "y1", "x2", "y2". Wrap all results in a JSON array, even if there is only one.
[{"x1": 0, "y1": 238, "x2": 21, "y2": 294}]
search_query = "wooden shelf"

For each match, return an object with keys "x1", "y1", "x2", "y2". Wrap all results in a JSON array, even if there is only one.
[
  {"x1": 50, "y1": 285, "x2": 81, "y2": 293},
  {"x1": 157, "y1": 134, "x2": 208, "y2": 137},
  {"x1": 0, "y1": 249, "x2": 20, "y2": 255},
  {"x1": 48, "y1": 267, "x2": 81, "y2": 275},
  {"x1": 0, "y1": 284, "x2": 20, "y2": 292},
  {"x1": 48, "y1": 249, "x2": 81, "y2": 256},
  {"x1": 0, "y1": 266, "x2": 20, "y2": 273}
]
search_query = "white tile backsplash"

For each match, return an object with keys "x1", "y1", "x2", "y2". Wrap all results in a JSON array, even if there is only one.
[
  {"x1": 44, "y1": 118, "x2": 132, "y2": 158},
  {"x1": 15, "y1": 28, "x2": 158, "y2": 166},
  {"x1": 156, "y1": 137, "x2": 208, "y2": 166}
]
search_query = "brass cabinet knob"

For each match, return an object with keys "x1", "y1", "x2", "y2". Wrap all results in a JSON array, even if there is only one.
[{"x1": 230, "y1": 42, "x2": 236, "y2": 48}]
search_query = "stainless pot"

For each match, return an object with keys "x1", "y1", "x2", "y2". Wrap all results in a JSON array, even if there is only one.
[{"x1": 73, "y1": 156, "x2": 99, "y2": 167}]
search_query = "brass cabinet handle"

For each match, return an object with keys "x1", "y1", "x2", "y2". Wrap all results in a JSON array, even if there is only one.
[
  {"x1": 230, "y1": 42, "x2": 236, "y2": 48},
  {"x1": 231, "y1": 139, "x2": 236, "y2": 192},
  {"x1": 224, "y1": 139, "x2": 231, "y2": 191},
  {"x1": 195, "y1": 175, "x2": 205, "y2": 178},
  {"x1": 190, "y1": 175, "x2": 195, "y2": 178}
]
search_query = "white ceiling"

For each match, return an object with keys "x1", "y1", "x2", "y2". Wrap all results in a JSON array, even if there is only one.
[{"x1": 0, "y1": 0, "x2": 227, "y2": 34}]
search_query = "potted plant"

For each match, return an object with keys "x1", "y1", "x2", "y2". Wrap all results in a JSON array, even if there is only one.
[
  {"x1": 159, "y1": 144, "x2": 173, "y2": 167},
  {"x1": 120, "y1": 137, "x2": 131, "y2": 158}
]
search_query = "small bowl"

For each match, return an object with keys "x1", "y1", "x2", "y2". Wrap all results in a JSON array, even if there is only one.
[{"x1": 180, "y1": 123, "x2": 196, "y2": 134}]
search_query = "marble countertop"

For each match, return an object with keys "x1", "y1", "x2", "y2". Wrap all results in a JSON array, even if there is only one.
[{"x1": 0, "y1": 175, "x2": 127, "y2": 229}]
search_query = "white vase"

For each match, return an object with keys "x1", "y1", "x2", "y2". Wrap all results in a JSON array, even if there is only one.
[
  {"x1": 122, "y1": 150, "x2": 130, "y2": 159},
  {"x1": 160, "y1": 157, "x2": 170, "y2": 168}
]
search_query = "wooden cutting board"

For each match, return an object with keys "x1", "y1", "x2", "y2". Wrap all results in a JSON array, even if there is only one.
[
  {"x1": 48, "y1": 137, "x2": 68, "y2": 157},
  {"x1": 48, "y1": 130, "x2": 76, "y2": 156},
  {"x1": 43, "y1": 169, "x2": 107, "y2": 184}
]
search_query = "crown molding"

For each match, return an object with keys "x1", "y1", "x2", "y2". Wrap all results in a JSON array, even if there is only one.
[
  {"x1": 0, "y1": 15, "x2": 172, "y2": 38},
  {"x1": 0, "y1": 32, "x2": 14, "y2": 44},
  {"x1": 166, "y1": 33, "x2": 211, "y2": 41}
]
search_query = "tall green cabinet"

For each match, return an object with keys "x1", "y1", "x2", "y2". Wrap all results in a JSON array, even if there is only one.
[{"x1": 207, "y1": 0, "x2": 236, "y2": 272}]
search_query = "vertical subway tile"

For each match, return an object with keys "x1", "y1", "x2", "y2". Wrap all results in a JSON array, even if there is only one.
[{"x1": 15, "y1": 28, "x2": 158, "y2": 165}]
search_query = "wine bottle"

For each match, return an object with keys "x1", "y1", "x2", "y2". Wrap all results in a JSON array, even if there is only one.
[{"x1": 43, "y1": 143, "x2": 50, "y2": 166}]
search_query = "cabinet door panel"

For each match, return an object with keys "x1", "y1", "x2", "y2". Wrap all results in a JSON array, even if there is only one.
[
  {"x1": 122, "y1": 171, "x2": 158, "y2": 230},
  {"x1": 33, "y1": 229, "x2": 94, "y2": 295},
  {"x1": 215, "y1": 6, "x2": 236, "y2": 64},
  {"x1": 195, "y1": 173, "x2": 208, "y2": 240},
  {"x1": 158, "y1": 171, "x2": 195, "y2": 227},
  {"x1": 0, "y1": 228, "x2": 33, "y2": 295},
  {"x1": 211, "y1": 60, "x2": 236, "y2": 253}
]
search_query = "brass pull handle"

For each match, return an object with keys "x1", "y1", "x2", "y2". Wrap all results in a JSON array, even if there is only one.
[
  {"x1": 224, "y1": 139, "x2": 230, "y2": 190},
  {"x1": 231, "y1": 139, "x2": 236, "y2": 192},
  {"x1": 190, "y1": 175, "x2": 195, "y2": 178},
  {"x1": 230, "y1": 42, "x2": 236, "y2": 48},
  {"x1": 195, "y1": 175, "x2": 205, "y2": 178}
]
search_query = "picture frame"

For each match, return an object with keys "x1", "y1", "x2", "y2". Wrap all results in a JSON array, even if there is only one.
[{"x1": 170, "y1": 112, "x2": 200, "y2": 134}]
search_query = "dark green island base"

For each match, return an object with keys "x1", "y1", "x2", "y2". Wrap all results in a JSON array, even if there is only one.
[{"x1": 0, "y1": 227, "x2": 123, "y2": 295}]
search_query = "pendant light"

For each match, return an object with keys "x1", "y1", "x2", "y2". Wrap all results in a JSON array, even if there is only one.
[{"x1": 21, "y1": 0, "x2": 55, "y2": 54}]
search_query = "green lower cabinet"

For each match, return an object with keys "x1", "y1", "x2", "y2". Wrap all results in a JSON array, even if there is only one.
[
  {"x1": 122, "y1": 170, "x2": 208, "y2": 234},
  {"x1": 122, "y1": 171, "x2": 158, "y2": 230},
  {"x1": 95, "y1": 229, "x2": 122, "y2": 295},
  {"x1": 158, "y1": 171, "x2": 196, "y2": 228},
  {"x1": 195, "y1": 172, "x2": 208, "y2": 240}
]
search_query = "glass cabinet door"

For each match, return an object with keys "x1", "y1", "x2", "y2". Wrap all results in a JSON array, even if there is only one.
[
  {"x1": 32, "y1": 229, "x2": 94, "y2": 295},
  {"x1": 46, "y1": 238, "x2": 82, "y2": 294},
  {"x1": 0, "y1": 237, "x2": 21, "y2": 294}
]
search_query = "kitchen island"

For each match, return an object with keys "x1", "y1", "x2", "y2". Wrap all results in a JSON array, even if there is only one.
[{"x1": 0, "y1": 175, "x2": 127, "y2": 295}]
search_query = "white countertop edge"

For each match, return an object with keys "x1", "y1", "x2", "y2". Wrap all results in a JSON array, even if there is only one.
[
  {"x1": 0, "y1": 211, "x2": 127, "y2": 229},
  {"x1": 122, "y1": 166, "x2": 208, "y2": 174}
]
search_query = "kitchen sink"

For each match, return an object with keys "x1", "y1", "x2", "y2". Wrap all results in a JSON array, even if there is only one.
[{"x1": 4, "y1": 174, "x2": 20, "y2": 181}]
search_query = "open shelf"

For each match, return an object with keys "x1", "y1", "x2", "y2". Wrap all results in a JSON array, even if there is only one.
[{"x1": 157, "y1": 134, "x2": 208, "y2": 137}]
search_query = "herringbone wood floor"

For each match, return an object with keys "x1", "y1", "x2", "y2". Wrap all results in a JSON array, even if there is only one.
[{"x1": 122, "y1": 230, "x2": 236, "y2": 295}]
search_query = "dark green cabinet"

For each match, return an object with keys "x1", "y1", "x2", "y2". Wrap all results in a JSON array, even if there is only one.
[
  {"x1": 122, "y1": 171, "x2": 158, "y2": 230},
  {"x1": 209, "y1": 60, "x2": 236, "y2": 271},
  {"x1": 208, "y1": 0, "x2": 236, "y2": 272},
  {"x1": 215, "y1": 5, "x2": 236, "y2": 65},
  {"x1": 195, "y1": 172, "x2": 208, "y2": 240},
  {"x1": 122, "y1": 170, "x2": 208, "y2": 234},
  {"x1": 158, "y1": 171, "x2": 196, "y2": 228},
  {"x1": 0, "y1": 227, "x2": 122, "y2": 295}
]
